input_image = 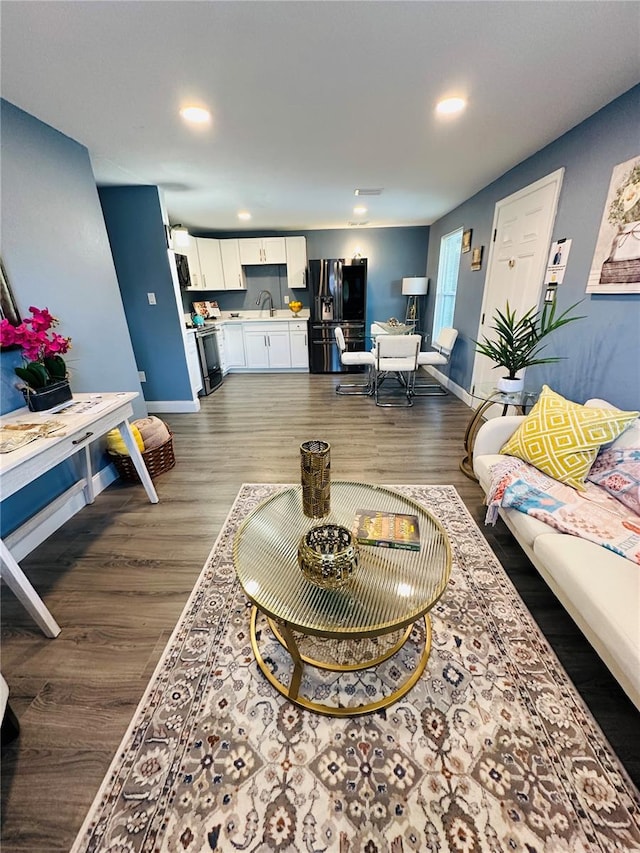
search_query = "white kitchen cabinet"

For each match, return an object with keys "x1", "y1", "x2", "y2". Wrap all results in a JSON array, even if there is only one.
[
  {"x1": 217, "y1": 326, "x2": 227, "y2": 374},
  {"x1": 177, "y1": 235, "x2": 205, "y2": 289},
  {"x1": 243, "y1": 328, "x2": 270, "y2": 369},
  {"x1": 289, "y1": 320, "x2": 309, "y2": 368},
  {"x1": 285, "y1": 236, "x2": 308, "y2": 288},
  {"x1": 196, "y1": 238, "x2": 225, "y2": 290},
  {"x1": 244, "y1": 324, "x2": 291, "y2": 369},
  {"x1": 239, "y1": 237, "x2": 286, "y2": 265},
  {"x1": 185, "y1": 332, "x2": 203, "y2": 394},
  {"x1": 220, "y1": 239, "x2": 246, "y2": 290},
  {"x1": 223, "y1": 324, "x2": 246, "y2": 369}
]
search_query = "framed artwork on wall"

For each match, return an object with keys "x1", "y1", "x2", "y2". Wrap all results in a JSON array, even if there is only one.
[
  {"x1": 586, "y1": 155, "x2": 640, "y2": 294},
  {"x1": 462, "y1": 229, "x2": 472, "y2": 253},
  {"x1": 471, "y1": 245, "x2": 484, "y2": 271},
  {"x1": 1, "y1": 257, "x2": 21, "y2": 325}
]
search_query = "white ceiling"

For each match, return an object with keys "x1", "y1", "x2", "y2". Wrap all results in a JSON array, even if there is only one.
[{"x1": 2, "y1": 1, "x2": 639, "y2": 233}]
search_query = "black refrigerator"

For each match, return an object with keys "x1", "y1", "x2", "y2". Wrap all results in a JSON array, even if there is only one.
[{"x1": 308, "y1": 258, "x2": 367, "y2": 373}]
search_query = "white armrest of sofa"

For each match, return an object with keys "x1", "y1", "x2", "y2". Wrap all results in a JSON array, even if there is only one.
[
  {"x1": 0, "y1": 674, "x2": 8, "y2": 721},
  {"x1": 473, "y1": 415, "x2": 525, "y2": 458},
  {"x1": 471, "y1": 402, "x2": 640, "y2": 711}
]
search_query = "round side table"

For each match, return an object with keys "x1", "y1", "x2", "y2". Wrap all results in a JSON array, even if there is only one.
[{"x1": 460, "y1": 385, "x2": 538, "y2": 480}]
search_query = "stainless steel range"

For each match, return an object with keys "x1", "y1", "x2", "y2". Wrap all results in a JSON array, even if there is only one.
[{"x1": 194, "y1": 325, "x2": 223, "y2": 395}]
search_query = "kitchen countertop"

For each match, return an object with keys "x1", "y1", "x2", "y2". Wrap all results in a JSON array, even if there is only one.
[{"x1": 186, "y1": 309, "x2": 309, "y2": 330}]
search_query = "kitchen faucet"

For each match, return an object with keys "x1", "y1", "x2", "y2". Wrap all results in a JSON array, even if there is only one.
[{"x1": 256, "y1": 289, "x2": 275, "y2": 317}]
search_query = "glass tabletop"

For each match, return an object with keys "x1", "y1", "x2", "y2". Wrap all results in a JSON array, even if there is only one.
[
  {"x1": 233, "y1": 481, "x2": 451, "y2": 639},
  {"x1": 372, "y1": 321, "x2": 415, "y2": 335},
  {"x1": 471, "y1": 382, "x2": 538, "y2": 407}
]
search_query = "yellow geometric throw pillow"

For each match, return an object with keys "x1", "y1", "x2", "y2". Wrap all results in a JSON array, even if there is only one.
[{"x1": 500, "y1": 385, "x2": 639, "y2": 490}]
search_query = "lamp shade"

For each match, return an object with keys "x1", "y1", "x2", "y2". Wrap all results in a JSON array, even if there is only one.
[{"x1": 402, "y1": 277, "x2": 428, "y2": 296}]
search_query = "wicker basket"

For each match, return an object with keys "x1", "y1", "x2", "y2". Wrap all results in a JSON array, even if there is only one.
[{"x1": 110, "y1": 433, "x2": 175, "y2": 482}]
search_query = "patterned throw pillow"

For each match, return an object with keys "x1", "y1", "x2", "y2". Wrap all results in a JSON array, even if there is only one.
[
  {"x1": 587, "y1": 448, "x2": 640, "y2": 515},
  {"x1": 500, "y1": 385, "x2": 639, "y2": 491}
]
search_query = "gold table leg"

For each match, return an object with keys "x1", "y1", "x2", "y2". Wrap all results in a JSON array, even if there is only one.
[
  {"x1": 268, "y1": 616, "x2": 413, "y2": 672},
  {"x1": 460, "y1": 399, "x2": 524, "y2": 480},
  {"x1": 276, "y1": 619, "x2": 304, "y2": 700},
  {"x1": 460, "y1": 398, "x2": 494, "y2": 480},
  {"x1": 249, "y1": 605, "x2": 432, "y2": 717}
]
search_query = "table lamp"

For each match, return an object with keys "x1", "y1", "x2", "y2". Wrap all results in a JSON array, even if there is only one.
[{"x1": 402, "y1": 277, "x2": 429, "y2": 326}]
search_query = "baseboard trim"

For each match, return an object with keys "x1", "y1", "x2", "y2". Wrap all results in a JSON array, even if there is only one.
[
  {"x1": 146, "y1": 400, "x2": 201, "y2": 413},
  {"x1": 421, "y1": 367, "x2": 472, "y2": 407},
  {"x1": 4, "y1": 463, "x2": 119, "y2": 562}
]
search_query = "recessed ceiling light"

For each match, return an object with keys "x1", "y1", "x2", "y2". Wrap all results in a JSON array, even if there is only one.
[
  {"x1": 435, "y1": 97, "x2": 467, "y2": 116},
  {"x1": 237, "y1": 211, "x2": 252, "y2": 221},
  {"x1": 179, "y1": 106, "x2": 211, "y2": 124},
  {"x1": 354, "y1": 188, "x2": 383, "y2": 196},
  {"x1": 354, "y1": 205, "x2": 368, "y2": 215}
]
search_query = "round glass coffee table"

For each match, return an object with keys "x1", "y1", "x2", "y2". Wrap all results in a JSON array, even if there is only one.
[{"x1": 233, "y1": 481, "x2": 451, "y2": 716}]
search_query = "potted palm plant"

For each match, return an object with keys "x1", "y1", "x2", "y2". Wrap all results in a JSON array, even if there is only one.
[{"x1": 475, "y1": 299, "x2": 584, "y2": 392}]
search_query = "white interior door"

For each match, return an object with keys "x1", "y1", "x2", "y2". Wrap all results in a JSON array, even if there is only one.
[{"x1": 472, "y1": 168, "x2": 564, "y2": 395}]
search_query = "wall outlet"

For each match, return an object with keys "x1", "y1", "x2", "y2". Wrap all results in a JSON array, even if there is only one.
[
  {"x1": 147, "y1": 292, "x2": 156, "y2": 305},
  {"x1": 284, "y1": 294, "x2": 289, "y2": 304},
  {"x1": 138, "y1": 371, "x2": 146, "y2": 382}
]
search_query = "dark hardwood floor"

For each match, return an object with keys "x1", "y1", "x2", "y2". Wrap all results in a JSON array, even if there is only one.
[{"x1": 1, "y1": 373, "x2": 638, "y2": 851}]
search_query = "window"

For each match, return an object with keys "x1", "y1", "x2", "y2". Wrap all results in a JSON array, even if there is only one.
[{"x1": 432, "y1": 228, "x2": 462, "y2": 341}]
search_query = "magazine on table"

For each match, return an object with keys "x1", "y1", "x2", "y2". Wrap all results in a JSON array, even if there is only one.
[{"x1": 353, "y1": 508, "x2": 421, "y2": 551}]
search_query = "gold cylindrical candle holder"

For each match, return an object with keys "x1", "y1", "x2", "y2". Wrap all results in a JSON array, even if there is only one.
[{"x1": 300, "y1": 439, "x2": 331, "y2": 518}]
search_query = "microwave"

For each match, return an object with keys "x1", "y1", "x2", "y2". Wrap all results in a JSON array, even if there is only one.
[{"x1": 174, "y1": 251, "x2": 191, "y2": 289}]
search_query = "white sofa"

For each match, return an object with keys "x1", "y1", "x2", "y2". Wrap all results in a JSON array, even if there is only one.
[{"x1": 473, "y1": 411, "x2": 640, "y2": 712}]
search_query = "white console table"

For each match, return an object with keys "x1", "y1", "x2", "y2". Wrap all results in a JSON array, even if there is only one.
[{"x1": 0, "y1": 392, "x2": 158, "y2": 637}]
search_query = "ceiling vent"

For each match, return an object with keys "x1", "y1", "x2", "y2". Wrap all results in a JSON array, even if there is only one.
[
  {"x1": 348, "y1": 220, "x2": 370, "y2": 227},
  {"x1": 354, "y1": 188, "x2": 383, "y2": 196}
]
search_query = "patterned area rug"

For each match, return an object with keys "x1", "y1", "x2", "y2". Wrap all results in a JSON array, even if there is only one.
[{"x1": 71, "y1": 484, "x2": 640, "y2": 853}]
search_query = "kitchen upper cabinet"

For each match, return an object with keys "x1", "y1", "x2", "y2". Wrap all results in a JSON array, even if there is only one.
[
  {"x1": 223, "y1": 324, "x2": 246, "y2": 369},
  {"x1": 195, "y1": 238, "x2": 224, "y2": 290},
  {"x1": 220, "y1": 239, "x2": 246, "y2": 290},
  {"x1": 239, "y1": 237, "x2": 287, "y2": 265},
  {"x1": 244, "y1": 324, "x2": 291, "y2": 369},
  {"x1": 289, "y1": 320, "x2": 309, "y2": 368},
  {"x1": 285, "y1": 236, "x2": 308, "y2": 288},
  {"x1": 177, "y1": 235, "x2": 204, "y2": 289}
]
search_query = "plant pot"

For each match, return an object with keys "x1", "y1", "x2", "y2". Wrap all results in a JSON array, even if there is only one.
[
  {"x1": 496, "y1": 376, "x2": 524, "y2": 393},
  {"x1": 23, "y1": 380, "x2": 72, "y2": 412}
]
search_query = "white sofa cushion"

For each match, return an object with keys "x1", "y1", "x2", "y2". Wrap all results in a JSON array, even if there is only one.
[{"x1": 533, "y1": 534, "x2": 640, "y2": 709}]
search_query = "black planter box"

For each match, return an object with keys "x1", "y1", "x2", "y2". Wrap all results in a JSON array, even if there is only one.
[{"x1": 23, "y1": 380, "x2": 72, "y2": 412}]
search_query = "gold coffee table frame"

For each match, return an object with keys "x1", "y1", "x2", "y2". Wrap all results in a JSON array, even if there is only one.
[{"x1": 233, "y1": 482, "x2": 451, "y2": 716}]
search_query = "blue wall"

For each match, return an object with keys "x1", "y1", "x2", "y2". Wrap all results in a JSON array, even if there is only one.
[
  {"x1": 0, "y1": 100, "x2": 145, "y2": 536},
  {"x1": 99, "y1": 186, "x2": 193, "y2": 402},
  {"x1": 0, "y1": 100, "x2": 144, "y2": 413},
  {"x1": 426, "y1": 85, "x2": 640, "y2": 410},
  {"x1": 185, "y1": 226, "x2": 430, "y2": 332}
]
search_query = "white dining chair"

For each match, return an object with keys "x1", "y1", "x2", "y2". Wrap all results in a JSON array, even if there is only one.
[
  {"x1": 414, "y1": 328, "x2": 458, "y2": 395},
  {"x1": 334, "y1": 326, "x2": 375, "y2": 395},
  {"x1": 373, "y1": 334, "x2": 421, "y2": 407}
]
